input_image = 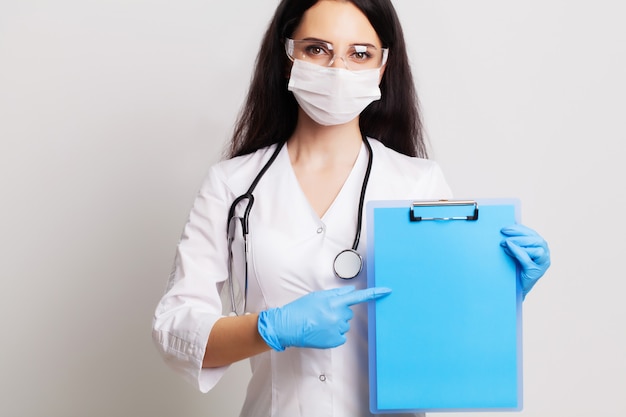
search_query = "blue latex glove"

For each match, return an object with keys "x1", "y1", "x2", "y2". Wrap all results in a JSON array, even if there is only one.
[
  {"x1": 500, "y1": 224, "x2": 551, "y2": 298},
  {"x1": 258, "y1": 286, "x2": 391, "y2": 351}
]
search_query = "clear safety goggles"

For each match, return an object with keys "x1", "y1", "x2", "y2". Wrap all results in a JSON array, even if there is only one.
[{"x1": 285, "y1": 38, "x2": 389, "y2": 70}]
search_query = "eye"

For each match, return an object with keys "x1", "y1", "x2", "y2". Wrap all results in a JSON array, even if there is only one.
[
  {"x1": 304, "y1": 42, "x2": 331, "y2": 57},
  {"x1": 349, "y1": 45, "x2": 373, "y2": 62}
]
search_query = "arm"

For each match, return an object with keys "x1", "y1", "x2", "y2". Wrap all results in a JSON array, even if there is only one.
[
  {"x1": 204, "y1": 286, "x2": 392, "y2": 367},
  {"x1": 152, "y1": 164, "x2": 244, "y2": 391},
  {"x1": 203, "y1": 314, "x2": 270, "y2": 368}
]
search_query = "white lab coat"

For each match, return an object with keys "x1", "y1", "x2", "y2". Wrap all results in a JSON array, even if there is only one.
[{"x1": 152, "y1": 138, "x2": 453, "y2": 417}]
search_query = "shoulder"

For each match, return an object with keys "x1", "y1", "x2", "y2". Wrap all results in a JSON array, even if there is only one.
[
  {"x1": 205, "y1": 143, "x2": 283, "y2": 196},
  {"x1": 213, "y1": 144, "x2": 281, "y2": 177},
  {"x1": 367, "y1": 138, "x2": 453, "y2": 199},
  {"x1": 368, "y1": 138, "x2": 441, "y2": 174}
]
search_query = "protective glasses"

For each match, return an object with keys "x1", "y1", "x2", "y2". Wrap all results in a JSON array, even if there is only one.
[{"x1": 285, "y1": 38, "x2": 389, "y2": 70}]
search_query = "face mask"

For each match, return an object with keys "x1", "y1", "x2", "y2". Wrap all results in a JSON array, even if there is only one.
[{"x1": 287, "y1": 59, "x2": 382, "y2": 126}]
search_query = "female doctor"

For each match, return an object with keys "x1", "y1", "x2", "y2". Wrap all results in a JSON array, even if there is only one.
[{"x1": 152, "y1": 1, "x2": 551, "y2": 416}]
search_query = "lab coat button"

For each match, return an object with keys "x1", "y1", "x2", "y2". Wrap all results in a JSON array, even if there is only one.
[
  {"x1": 316, "y1": 227, "x2": 324, "y2": 234},
  {"x1": 319, "y1": 374, "x2": 327, "y2": 382}
]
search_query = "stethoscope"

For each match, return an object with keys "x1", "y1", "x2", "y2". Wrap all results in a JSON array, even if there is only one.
[{"x1": 225, "y1": 136, "x2": 373, "y2": 315}]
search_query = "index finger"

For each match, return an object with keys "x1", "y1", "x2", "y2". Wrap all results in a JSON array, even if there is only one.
[
  {"x1": 500, "y1": 224, "x2": 539, "y2": 237},
  {"x1": 336, "y1": 287, "x2": 392, "y2": 307}
]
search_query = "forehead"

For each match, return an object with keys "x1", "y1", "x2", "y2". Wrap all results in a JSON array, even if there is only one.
[{"x1": 293, "y1": 0, "x2": 381, "y2": 47}]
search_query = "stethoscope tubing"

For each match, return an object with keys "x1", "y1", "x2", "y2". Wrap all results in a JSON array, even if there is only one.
[
  {"x1": 226, "y1": 137, "x2": 372, "y2": 314},
  {"x1": 351, "y1": 137, "x2": 373, "y2": 251}
]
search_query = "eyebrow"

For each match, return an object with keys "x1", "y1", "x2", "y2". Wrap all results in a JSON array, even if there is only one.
[{"x1": 300, "y1": 37, "x2": 380, "y2": 49}]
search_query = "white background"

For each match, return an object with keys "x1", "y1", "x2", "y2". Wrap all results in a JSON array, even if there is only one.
[{"x1": 1, "y1": 1, "x2": 624, "y2": 416}]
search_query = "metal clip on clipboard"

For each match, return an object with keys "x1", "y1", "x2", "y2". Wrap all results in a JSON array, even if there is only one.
[{"x1": 409, "y1": 200, "x2": 479, "y2": 222}]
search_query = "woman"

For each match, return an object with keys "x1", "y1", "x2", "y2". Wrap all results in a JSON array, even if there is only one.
[{"x1": 152, "y1": 1, "x2": 551, "y2": 416}]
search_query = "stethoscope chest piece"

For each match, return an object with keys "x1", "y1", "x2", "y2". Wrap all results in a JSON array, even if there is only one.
[{"x1": 333, "y1": 249, "x2": 363, "y2": 279}]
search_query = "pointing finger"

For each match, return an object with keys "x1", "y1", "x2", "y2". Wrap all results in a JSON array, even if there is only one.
[{"x1": 335, "y1": 287, "x2": 392, "y2": 307}]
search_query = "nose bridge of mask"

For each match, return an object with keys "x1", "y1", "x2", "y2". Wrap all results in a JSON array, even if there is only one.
[
  {"x1": 288, "y1": 59, "x2": 380, "y2": 97},
  {"x1": 288, "y1": 60, "x2": 340, "y2": 95}
]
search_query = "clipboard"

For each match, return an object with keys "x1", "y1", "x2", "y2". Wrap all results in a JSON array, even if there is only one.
[{"x1": 366, "y1": 199, "x2": 523, "y2": 413}]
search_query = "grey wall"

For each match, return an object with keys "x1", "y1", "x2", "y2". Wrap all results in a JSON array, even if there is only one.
[{"x1": 1, "y1": 1, "x2": 624, "y2": 416}]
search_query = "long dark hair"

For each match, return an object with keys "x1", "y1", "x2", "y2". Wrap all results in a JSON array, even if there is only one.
[{"x1": 227, "y1": 0, "x2": 427, "y2": 159}]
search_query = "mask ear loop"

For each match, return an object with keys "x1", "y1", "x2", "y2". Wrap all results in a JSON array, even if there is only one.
[{"x1": 333, "y1": 136, "x2": 373, "y2": 279}]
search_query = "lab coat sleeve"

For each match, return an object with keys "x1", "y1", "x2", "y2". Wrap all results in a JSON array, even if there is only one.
[{"x1": 152, "y1": 163, "x2": 233, "y2": 393}]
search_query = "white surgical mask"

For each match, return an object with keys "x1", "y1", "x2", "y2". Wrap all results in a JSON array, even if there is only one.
[{"x1": 287, "y1": 59, "x2": 382, "y2": 126}]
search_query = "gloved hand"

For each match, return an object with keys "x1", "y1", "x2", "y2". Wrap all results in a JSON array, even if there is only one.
[
  {"x1": 257, "y1": 286, "x2": 391, "y2": 351},
  {"x1": 500, "y1": 224, "x2": 551, "y2": 299}
]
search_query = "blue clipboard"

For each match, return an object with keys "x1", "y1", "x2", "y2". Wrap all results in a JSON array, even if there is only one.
[{"x1": 366, "y1": 199, "x2": 523, "y2": 413}]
